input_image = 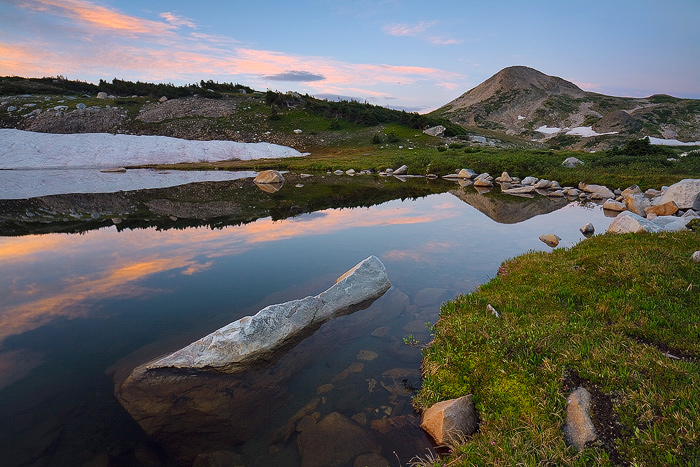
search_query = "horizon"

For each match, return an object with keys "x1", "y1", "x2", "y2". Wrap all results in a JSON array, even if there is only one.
[{"x1": 1, "y1": 1, "x2": 699, "y2": 113}]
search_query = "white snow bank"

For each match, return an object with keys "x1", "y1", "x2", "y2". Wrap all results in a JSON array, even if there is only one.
[
  {"x1": 648, "y1": 136, "x2": 700, "y2": 146},
  {"x1": 0, "y1": 129, "x2": 307, "y2": 169},
  {"x1": 535, "y1": 125, "x2": 562, "y2": 135},
  {"x1": 565, "y1": 126, "x2": 618, "y2": 137}
]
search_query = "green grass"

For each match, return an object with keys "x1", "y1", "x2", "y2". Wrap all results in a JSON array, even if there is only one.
[{"x1": 415, "y1": 231, "x2": 700, "y2": 466}]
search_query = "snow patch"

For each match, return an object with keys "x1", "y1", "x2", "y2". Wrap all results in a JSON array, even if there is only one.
[
  {"x1": 535, "y1": 125, "x2": 562, "y2": 135},
  {"x1": 565, "y1": 126, "x2": 618, "y2": 137},
  {"x1": 647, "y1": 136, "x2": 700, "y2": 146},
  {"x1": 0, "y1": 129, "x2": 307, "y2": 169}
]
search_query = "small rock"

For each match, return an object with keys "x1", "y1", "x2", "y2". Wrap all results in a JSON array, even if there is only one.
[
  {"x1": 254, "y1": 170, "x2": 284, "y2": 184},
  {"x1": 521, "y1": 176, "x2": 539, "y2": 185},
  {"x1": 580, "y1": 223, "x2": 595, "y2": 236},
  {"x1": 370, "y1": 326, "x2": 391, "y2": 338},
  {"x1": 534, "y1": 179, "x2": 552, "y2": 189},
  {"x1": 334, "y1": 169, "x2": 344, "y2": 175},
  {"x1": 393, "y1": 165, "x2": 408, "y2": 175},
  {"x1": 96, "y1": 92, "x2": 108, "y2": 99},
  {"x1": 346, "y1": 169, "x2": 356, "y2": 176},
  {"x1": 457, "y1": 168, "x2": 477, "y2": 179},
  {"x1": 76, "y1": 103, "x2": 87, "y2": 109},
  {"x1": 495, "y1": 171, "x2": 512, "y2": 183},
  {"x1": 548, "y1": 190, "x2": 565, "y2": 197},
  {"x1": 539, "y1": 233, "x2": 561, "y2": 247},
  {"x1": 357, "y1": 350, "x2": 378, "y2": 361},
  {"x1": 420, "y1": 395, "x2": 478, "y2": 445},
  {"x1": 316, "y1": 384, "x2": 334, "y2": 395},
  {"x1": 423, "y1": 125, "x2": 446, "y2": 137},
  {"x1": 691, "y1": 251, "x2": 700, "y2": 263},
  {"x1": 563, "y1": 387, "x2": 597, "y2": 451},
  {"x1": 158, "y1": 96, "x2": 168, "y2": 103},
  {"x1": 602, "y1": 199, "x2": 626, "y2": 212},
  {"x1": 562, "y1": 157, "x2": 584, "y2": 168}
]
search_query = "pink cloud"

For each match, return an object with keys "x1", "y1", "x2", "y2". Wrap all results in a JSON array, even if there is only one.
[
  {"x1": 383, "y1": 21, "x2": 437, "y2": 37},
  {"x1": 159, "y1": 12, "x2": 198, "y2": 29}
]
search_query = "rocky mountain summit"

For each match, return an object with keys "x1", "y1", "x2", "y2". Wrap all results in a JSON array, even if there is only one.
[{"x1": 433, "y1": 66, "x2": 700, "y2": 150}]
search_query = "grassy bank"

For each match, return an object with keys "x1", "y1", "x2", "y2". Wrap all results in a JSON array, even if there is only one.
[
  {"x1": 414, "y1": 230, "x2": 700, "y2": 465},
  {"x1": 150, "y1": 142, "x2": 700, "y2": 191}
]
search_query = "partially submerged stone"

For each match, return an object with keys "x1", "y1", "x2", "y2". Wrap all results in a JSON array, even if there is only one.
[
  {"x1": 254, "y1": 170, "x2": 284, "y2": 184},
  {"x1": 146, "y1": 256, "x2": 391, "y2": 374},
  {"x1": 539, "y1": 233, "x2": 561, "y2": 247},
  {"x1": 580, "y1": 223, "x2": 595, "y2": 236},
  {"x1": 420, "y1": 395, "x2": 477, "y2": 445}
]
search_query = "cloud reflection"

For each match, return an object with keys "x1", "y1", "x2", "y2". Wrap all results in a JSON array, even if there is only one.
[{"x1": 0, "y1": 202, "x2": 457, "y2": 348}]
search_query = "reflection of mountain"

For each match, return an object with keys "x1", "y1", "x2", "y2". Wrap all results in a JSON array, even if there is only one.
[
  {"x1": 450, "y1": 188, "x2": 569, "y2": 224},
  {"x1": 0, "y1": 175, "x2": 454, "y2": 236}
]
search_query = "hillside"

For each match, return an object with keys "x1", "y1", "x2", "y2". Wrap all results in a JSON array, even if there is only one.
[
  {"x1": 0, "y1": 76, "x2": 462, "y2": 153},
  {"x1": 433, "y1": 66, "x2": 700, "y2": 150}
]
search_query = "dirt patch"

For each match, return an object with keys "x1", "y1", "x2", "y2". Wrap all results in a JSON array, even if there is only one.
[{"x1": 563, "y1": 370, "x2": 623, "y2": 464}]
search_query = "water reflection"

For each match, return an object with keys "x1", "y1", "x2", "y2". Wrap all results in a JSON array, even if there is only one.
[{"x1": 0, "y1": 188, "x2": 614, "y2": 467}]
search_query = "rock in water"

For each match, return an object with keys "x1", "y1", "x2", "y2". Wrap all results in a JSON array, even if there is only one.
[
  {"x1": 147, "y1": 256, "x2": 390, "y2": 373},
  {"x1": 254, "y1": 170, "x2": 284, "y2": 184},
  {"x1": 580, "y1": 223, "x2": 595, "y2": 236},
  {"x1": 393, "y1": 164, "x2": 408, "y2": 175},
  {"x1": 539, "y1": 233, "x2": 561, "y2": 247},
  {"x1": 420, "y1": 395, "x2": 477, "y2": 445}
]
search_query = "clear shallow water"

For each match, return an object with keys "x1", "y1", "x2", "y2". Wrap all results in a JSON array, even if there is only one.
[
  {"x1": 0, "y1": 168, "x2": 258, "y2": 199},
  {"x1": 0, "y1": 189, "x2": 613, "y2": 466}
]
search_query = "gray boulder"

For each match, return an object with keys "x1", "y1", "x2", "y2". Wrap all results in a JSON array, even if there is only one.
[
  {"x1": 421, "y1": 395, "x2": 477, "y2": 445},
  {"x1": 495, "y1": 171, "x2": 512, "y2": 183},
  {"x1": 562, "y1": 157, "x2": 584, "y2": 168},
  {"x1": 146, "y1": 256, "x2": 391, "y2": 373},
  {"x1": 607, "y1": 211, "x2": 661, "y2": 234},
  {"x1": 654, "y1": 179, "x2": 700, "y2": 210},
  {"x1": 521, "y1": 176, "x2": 539, "y2": 185},
  {"x1": 650, "y1": 216, "x2": 691, "y2": 232},
  {"x1": 581, "y1": 183, "x2": 614, "y2": 199},
  {"x1": 580, "y1": 223, "x2": 595, "y2": 236},
  {"x1": 423, "y1": 125, "x2": 446, "y2": 137},
  {"x1": 621, "y1": 185, "x2": 642, "y2": 197},
  {"x1": 473, "y1": 173, "x2": 493, "y2": 187},
  {"x1": 563, "y1": 387, "x2": 597, "y2": 450},
  {"x1": 502, "y1": 186, "x2": 536, "y2": 195},
  {"x1": 96, "y1": 92, "x2": 108, "y2": 99},
  {"x1": 692, "y1": 251, "x2": 700, "y2": 263},
  {"x1": 393, "y1": 165, "x2": 408, "y2": 175},
  {"x1": 457, "y1": 168, "x2": 477, "y2": 179},
  {"x1": 624, "y1": 193, "x2": 650, "y2": 216},
  {"x1": 534, "y1": 179, "x2": 552, "y2": 189}
]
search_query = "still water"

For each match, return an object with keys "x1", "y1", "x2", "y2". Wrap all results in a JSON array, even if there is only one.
[{"x1": 0, "y1": 180, "x2": 613, "y2": 466}]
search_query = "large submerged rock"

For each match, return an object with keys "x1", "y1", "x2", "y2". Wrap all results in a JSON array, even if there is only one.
[
  {"x1": 114, "y1": 256, "x2": 391, "y2": 462},
  {"x1": 147, "y1": 255, "x2": 390, "y2": 373}
]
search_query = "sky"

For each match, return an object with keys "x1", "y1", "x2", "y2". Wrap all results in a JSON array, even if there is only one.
[{"x1": 1, "y1": 0, "x2": 699, "y2": 112}]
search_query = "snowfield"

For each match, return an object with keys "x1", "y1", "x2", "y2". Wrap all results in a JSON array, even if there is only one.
[
  {"x1": 648, "y1": 136, "x2": 700, "y2": 146},
  {"x1": 0, "y1": 129, "x2": 307, "y2": 169}
]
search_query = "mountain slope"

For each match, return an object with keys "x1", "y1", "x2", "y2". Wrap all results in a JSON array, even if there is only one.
[{"x1": 433, "y1": 66, "x2": 700, "y2": 149}]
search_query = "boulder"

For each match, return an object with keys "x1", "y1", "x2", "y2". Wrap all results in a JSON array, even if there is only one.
[
  {"x1": 548, "y1": 190, "x2": 565, "y2": 197},
  {"x1": 473, "y1": 173, "x2": 493, "y2": 187},
  {"x1": 580, "y1": 223, "x2": 595, "y2": 236},
  {"x1": 650, "y1": 216, "x2": 690, "y2": 232},
  {"x1": 297, "y1": 412, "x2": 380, "y2": 467},
  {"x1": 423, "y1": 125, "x2": 446, "y2": 137},
  {"x1": 146, "y1": 256, "x2": 390, "y2": 373},
  {"x1": 346, "y1": 169, "x2": 356, "y2": 176},
  {"x1": 606, "y1": 211, "x2": 661, "y2": 234},
  {"x1": 624, "y1": 193, "x2": 650, "y2": 216},
  {"x1": 654, "y1": 179, "x2": 700, "y2": 210},
  {"x1": 621, "y1": 185, "x2": 642, "y2": 198},
  {"x1": 534, "y1": 179, "x2": 552, "y2": 189},
  {"x1": 645, "y1": 201, "x2": 678, "y2": 217},
  {"x1": 254, "y1": 170, "x2": 285, "y2": 184},
  {"x1": 293, "y1": 129, "x2": 303, "y2": 134},
  {"x1": 539, "y1": 233, "x2": 561, "y2": 247},
  {"x1": 602, "y1": 199, "x2": 626, "y2": 212},
  {"x1": 393, "y1": 165, "x2": 408, "y2": 175},
  {"x1": 692, "y1": 251, "x2": 700, "y2": 263},
  {"x1": 96, "y1": 92, "x2": 108, "y2": 99},
  {"x1": 159, "y1": 96, "x2": 168, "y2": 103},
  {"x1": 563, "y1": 387, "x2": 597, "y2": 450},
  {"x1": 420, "y1": 395, "x2": 477, "y2": 445},
  {"x1": 521, "y1": 176, "x2": 539, "y2": 185},
  {"x1": 495, "y1": 171, "x2": 512, "y2": 183},
  {"x1": 580, "y1": 182, "x2": 614, "y2": 199},
  {"x1": 457, "y1": 168, "x2": 477, "y2": 179},
  {"x1": 562, "y1": 157, "x2": 584, "y2": 168}
]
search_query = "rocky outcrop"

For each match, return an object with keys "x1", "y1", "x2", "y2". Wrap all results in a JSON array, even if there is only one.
[
  {"x1": 146, "y1": 256, "x2": 390, "y2": 373},
  {"x1": 420, "y1": 395, "x2": 478, "y2": 445},
  {"x1": 592, "y1": 110, "x2": 640, "y2": 133}
]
